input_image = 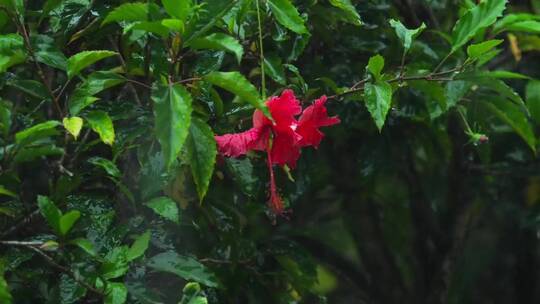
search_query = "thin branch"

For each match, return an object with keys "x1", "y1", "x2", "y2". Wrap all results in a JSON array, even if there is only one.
[
  {"x1": 327, "y1": 66, "x2": 461, "y2": 100},
  {"x1": 108, "y1": 36, "x2": 144, "y2": 106},
  {"x1": 433, "y1": 52, "x2": 453, "y2": 74},
  {"x1": 0, "y1": 209, "x2": 40, "y2": 238},
  {"x1": 125, "y1": 78, "x2": 152, "y2": 89},
  {"x1": 399, "y1": 50, "x2": 407, "y2": 79},
  {"x1": 199, "y1": 258, "x2": 253, "y2": 265},
  {"x1": 174, "y1": 77, "x2": 202, "y2": 85},
  {"x1": 0, "y1": 240, "x2": 44, "y2": 246},
  {"x1": 56, "y1": 78, "x2": 73, "y2": 100},
  {"x1": 14, "y1": 18, "x2": 63, "y2": 117},
  {"x1": 0, "y1": 240, "x2": 104, "y2": 296},
  {"x1": 24, "y1": 245, "x2": 105, "y2": 296}
]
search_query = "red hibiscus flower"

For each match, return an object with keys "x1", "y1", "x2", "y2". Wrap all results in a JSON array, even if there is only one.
[{"x1": 215, "y1": 89, "x2": 340, "y2": 215}]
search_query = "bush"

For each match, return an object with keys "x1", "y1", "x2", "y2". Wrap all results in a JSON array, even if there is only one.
[{"x1": 1, "y1": 0, "x2": 540, "y2": 303}]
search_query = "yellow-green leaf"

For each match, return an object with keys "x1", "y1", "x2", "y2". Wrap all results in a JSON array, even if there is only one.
[
  {"x1": 86, "y1": 111, "x2": 115, "y2": 145},
  {"x1": 62, "y1": 116, "x2": 83, "y2": 139},
  {"x1": 0, "y1": 185, "x2": 16, "y2": 198}
]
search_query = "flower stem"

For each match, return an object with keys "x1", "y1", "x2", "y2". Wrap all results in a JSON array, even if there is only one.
[{"x1": 255, "y1": 0, "x2": 266, "y2": 99}]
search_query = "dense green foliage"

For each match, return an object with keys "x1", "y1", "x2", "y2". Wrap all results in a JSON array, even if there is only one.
[{"x1": 1, "y1": 0, "x2": 540, "y2": 303}]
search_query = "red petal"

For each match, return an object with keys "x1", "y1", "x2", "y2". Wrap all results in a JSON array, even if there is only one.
[
  {"x1": 271, "y1": 128, "x2": 302, "y2": 168},
  {"x1": 254, "y1": 89, "x2": 302, "y2": 129},
  {"x1": 215, "y1": 127, "x2": 269, "y2": 157},
  {"x1": 297, "y1": 95, "x2": 340, "y2": 148}
]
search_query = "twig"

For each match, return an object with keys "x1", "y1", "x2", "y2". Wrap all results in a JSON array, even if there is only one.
[
  {"x1": 24, "y1": 245, "x2": 105, "y2": 296},
  {"x1": 350, "y1": 78, "x2": 368, "y2": 90},
  {"x1": 327, "y1": 66, "x2": 461, "y2": 100},
  {"x1": 0, "y1": 209, "x2": 41, "y2": 238},
  {"x1": 0, "y1": 240, "x2": 104, "y2": 296},
  {"x1": 174, "y1": 77, "x2": 202, "y2": 85},
  {"x1": 433, "y1": 52, "x2": 453, "y2": 74},
  {"x1": 14, "y1": 17, "x2": 63, "y2": 117},
  {"x1": 0, "y1": 240, "x2": 43, "y2": 246},
  {"x1": 108, "y1": 36, "x2": 144, "y2": 106},
  {"x1": 399, "y1": 50, "x2": 407, "y2": 79},
  {"x1": 56, "y1": 78, "x2": 73, "y2": 100},
  {"x1": 199, "y1": 258, "x2": 253, "y2": 265},
  {"x1": 126, "y1": 78, "x2": 152, "y2": 89}
]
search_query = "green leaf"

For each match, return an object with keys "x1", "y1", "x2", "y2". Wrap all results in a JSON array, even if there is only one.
[
  {"x1": 225, "y1": 158, "x2": 259, "y2": 197},
  {"x1": 69, "y1": 238, "x2": 97, "y2": 256},
  {"x1": 263, "y1": 55, "x2": 286, "y2": 85},
  {"x1": 5, "y1": 78, "x2": 48, "y2": 100},
  {"x1": 364, "y1": 81, "x2": 392, "y2": 131},
  {"x1": 147, "y1": 251, "x2": 219, "y2": 287},
  {"x1": 0, "y1": 263, "x2": 12, "y2": 304},
  {"x1": 88, "y1": 157, "x2": 121, "y2": 178},
  {"x1": 104, "y1": 283, "x2": 127, "y2": 304},
  {"x1": 0, "y1": 185, "x2": 16, "y2": 198},
  {"x1": 445, "y1": 80, "x2": 472, "y2": 109},
  {"x1": 67, "y1": 50, "x2": 117, "y2": 79},
  {"x1": 0, "y1": 34, "x2": 25, "y2": 72},
  {"x1": 37, "y1": 195, "x2": 61, "y2": 234},
  {"x1": 180, "y1": 282, "x2": 207, "y2": 304},
  {"x1": 389, "y1": 19, "x2": 426, "y2": 53},
  {"x1": 15, "y1": 120, "x2": 61, "y2": 145},
  {"x1": 451, "y1": 0, "x2": 507, "y2": 52},
  {"x1": 204, "y1": 71, "x2": 268, "y2": 117},
  {"x1": 500, "y1": 20, "x2": 540, "y2": 34},
  {"x1": 161, "y1": 18, "x2": 184, "y2": 32},
  {"x1": 480, "y1": 97, "x2": 536, "y2": 152},
  {"x1": 367, "y1": 54, "x2": 384, "y2": 80},
  {"x1": 102, "y1": 2, "x2": 149, "y2": 25},
  {"x1": 526, "y1": 80, "x2": 540, "y2": 125},
  {"x1": 186, "y1": 118, "x2": 216, "y2": 201},
  {"x1": 86, "y1": 111, "x2": 115, "y2": 145},
  {"x1": 62, "y1": 116, "x2": 83, "y2": 139},
  {"x1": 127, "y1": 231, "x2": 151, "y2": 261},
  {"x1": 69, "y1": 96, "x2": 100, "y2": 116},
  {"x1": 13, "y1": 145, "x2": 64, "y2": 163},
  {"x1": 410, "y1": 80, "x2": 447, "y2": 119},
  {"x1": 184, "y1": 1, "x2": 237, "y2": 44},
  {"x1": 101, "y1": 246, "x2": 130, "y2": 279},
  {"x1": 0, "y1": 52, "x2": 26, "y2": 72},
  {"x1": 0, "y1": 207, "x2": 15, "y2": 217},
  {"x1": 466, "y1": 39, "x2": 503, "y2": 60},
  {"x1": 267, "y1": 0, "x2": 308, "y2": 34},
  {"x1": 466, "y1": 70, "x2": 530, "y2": 79},
  {"x1": 188, "y1": 33, "x2": 243, "y2": 63},
  {"x1": 493, "y1": 13, "x2": 540, "y2": 34},
  {"x1": 152, "y1": 83, "x2": 192, "y2": 169},
  {"x1": 0, "y1": 33, "x2": 23, "y2": 51},
  {"x1": 162, "y1": 0, "x2": 192, "y2": 20},
  {"x1": 128, "y1": 21, "x2": 170, "y2": 37},
  {"x1": 59, "y1": 274, "x2": 86, "y2": 304},
  {"x1": 0, "y1": 101, "x2": 11, "y2": 138},
  {"x1": 145, "y1": 197, "x2": 179, "y2": 224},
  {"x1": 59, "y1": 210, "x2": 81, "y2": 236},
  {"x1": 329, "y1": 0, "x2": 362, "y2": 25},
  {"x1": 473, "y1": 78, "x2": 525, "y2": 105},
  {"x1": 69, "y1": 71, "x2": 126, "y2": 115},
  {"x1": 31, "y1": 34, "x2": 67, "y2": 70},
  {"x1": 42, "y1": 0, "x2": 62, "y2": 15}
]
